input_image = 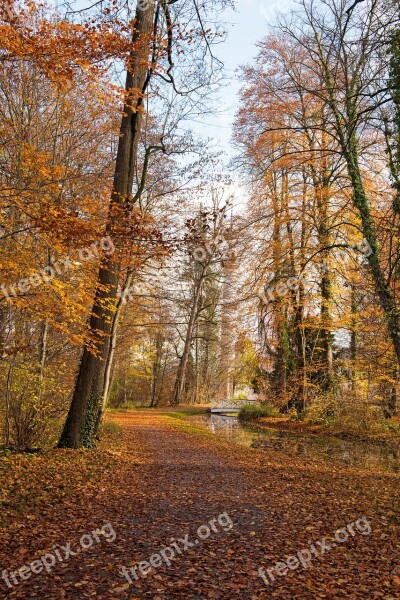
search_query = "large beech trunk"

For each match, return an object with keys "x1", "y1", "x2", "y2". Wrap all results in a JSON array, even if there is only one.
[
  {"x1": 58, "y1": 1, "x2": 155, "y2": 448},
  {"x1": 345, "y1": 143, "x2": 400, "y2": 365}
]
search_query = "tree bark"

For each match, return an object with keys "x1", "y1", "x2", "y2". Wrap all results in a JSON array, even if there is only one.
[
  {"x1": 350, "y1": 283, "x2": 358, "y2": 391},
  {"x1": 172, "y1": 276, "x2": 202, "y2": 405},
  {"x1": 385, "y1": 368, "x2": 398, "y2": 418},
  {"x1": 58, "y1": 1, "x2": 155, "y2": 448},
  {"x1": 345, "y1": 142, "x2": 400, "y2": 365},
  {"x1": 150, "y1": 326, "x2": 164, "y2": 407},
  {"x1": 312, "y1": 16, "x2": 400, "y2": 367},
  {"x1": 94, "y1": 269, "x2": 134, "y2": 436}
]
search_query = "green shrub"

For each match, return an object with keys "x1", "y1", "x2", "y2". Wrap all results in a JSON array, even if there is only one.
[
  {"x1": 238, "y1": 404, "x2": 277, "y2": 421},
  {"x1": 384, "y1": 421, "x2": 400, "y2": 433},
  {"x1": 232, "y1": 392, "x2": 248, "y2": 401}
]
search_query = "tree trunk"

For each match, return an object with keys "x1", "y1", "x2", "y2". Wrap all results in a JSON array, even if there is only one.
[
  {"x1": 173, "y1": 277, "x2": 202, "y2": 405},
  {"x1": 320, "y1": 257, "x2": 334, "y2": 389},
  {"x1": 308, "y1": 117, "x2": 334, "y2": 391},
  {"x1": 150, "y1": 330, "x2": 163, "y2": 407},
  {"x1": 385, "y1": 368, "x2": 398, "y2": 418},
  {"x1": 350, "y1": 283, "x2": 358, "y2": 391},
  {"x1": 37, "y1": 321, "x2": 48, "y2": 392},
  {"x1": 345, "y1": 144, "x2": 400, "y2": 365},
  {"x1": 58, "y1": 1, "x2": 155, "y2": 448},
  {"x1": 193, "y1": 321, "x2": 199, "y2": 403},
  {"x1": 292, "y1": 171, "x2": 309, "y2": 412},
  {"x1": 94, "y1": 269, "x2": 134, "y2": 436},
  {"x1": 4, "y1": 359, "x2": 14, "y2": 447}
]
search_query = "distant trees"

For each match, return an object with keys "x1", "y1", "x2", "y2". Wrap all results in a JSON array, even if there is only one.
[
  {"x1": 289, "y1": 0, "x2": 400, "y2": 365},
  {"x1": 173, "y1": 203, "x2": 230, "y2": 405}
]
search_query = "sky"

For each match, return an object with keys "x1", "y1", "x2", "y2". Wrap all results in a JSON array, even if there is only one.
[
  {"x1": 200, "y1": 0, "x2": 295, "y2": 160},
  {"x1": 58, "y1": 0, "x2": 295, "y2": 161}
]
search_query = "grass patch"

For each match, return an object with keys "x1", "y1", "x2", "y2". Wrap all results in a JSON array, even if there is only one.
[
  {"x1": 167, "y1": 410, "x2": 207, "y2": 419},
  {"x1": 101, "y1": 420, "x2": 123, "y2": 439},
  {"x1": 164, "y1": 416, "x2": 214, "y2": 439},
  {"x1": 109, "y1": 403, "x2": 149, "y2": 411},
  {"x1": 239, "y1": 404, "x2": 278, "y2": 421},
  {"x1": 382, "y1": 420, "x2": 400, "y2": 434}
]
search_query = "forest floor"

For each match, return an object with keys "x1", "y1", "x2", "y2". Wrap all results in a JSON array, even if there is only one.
[{"x1": 0, "y1": 408, "x2": 400, "y2": 599}]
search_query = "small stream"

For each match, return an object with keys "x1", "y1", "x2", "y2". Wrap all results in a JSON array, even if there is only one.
[{"x1": 187, "y1": 414, "x2": 400, "y2": 473}]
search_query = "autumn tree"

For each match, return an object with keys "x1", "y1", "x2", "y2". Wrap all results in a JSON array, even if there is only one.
[
  {"x1": 234, "y1": 0, "x2": 400, "y2": 419},
  {"x1": 280, "y1": 0, "x2": 400, "y2": 365},
  {"x1": 58, "y1": 0, "x2": 227, "y2": 447},
  {"x1": 172, "y1": 201, "x2": 230, "y2": 405}
]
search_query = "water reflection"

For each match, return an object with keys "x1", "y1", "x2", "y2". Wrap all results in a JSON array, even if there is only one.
[{"x1": 188, "y1": 414, "x2": 400, "y2": 473}]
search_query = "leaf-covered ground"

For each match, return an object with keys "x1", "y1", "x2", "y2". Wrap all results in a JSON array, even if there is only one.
[{"x1": 0, "y1": 409, "x2": 399, "y2": 599}]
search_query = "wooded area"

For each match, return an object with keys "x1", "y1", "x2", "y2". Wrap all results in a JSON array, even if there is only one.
[
  {"x1": 1, "y1": 0, "x2": 400, "y2": 449},
  {"x1": 1, "y1": 1, "x2": 400, "y2": 598}
]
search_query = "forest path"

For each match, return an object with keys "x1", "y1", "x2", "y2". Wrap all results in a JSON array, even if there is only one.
[{"x1": 1, "y1": 409, "x2": 399, "y2": 599}]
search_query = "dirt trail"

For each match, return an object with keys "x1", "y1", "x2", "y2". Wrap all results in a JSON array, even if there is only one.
[{"x1": 1, "y1": 410, "x2": 399, "y2": 599}]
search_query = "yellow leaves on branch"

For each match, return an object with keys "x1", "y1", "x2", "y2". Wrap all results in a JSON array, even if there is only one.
[{"x1": 0, "y1": 1, "x2": 140, "y2": 86}]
